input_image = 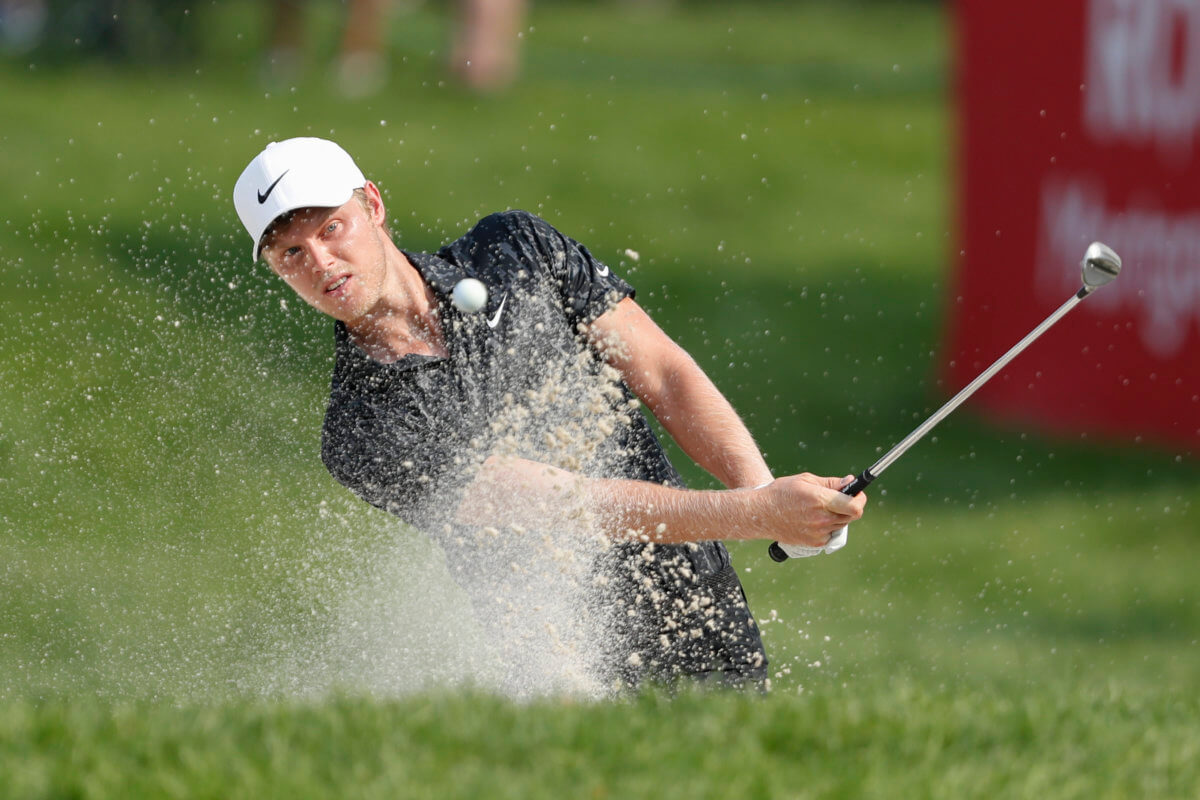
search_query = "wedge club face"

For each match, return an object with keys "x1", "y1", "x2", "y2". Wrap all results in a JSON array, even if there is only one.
[{"x1": 1081, "y1": 241, "x2": 1121, "y2": 291}]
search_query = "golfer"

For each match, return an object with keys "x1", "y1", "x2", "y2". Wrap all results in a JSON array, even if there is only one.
[{"x1": 233, "y1": 137, "x2": 866, "y2": 690}]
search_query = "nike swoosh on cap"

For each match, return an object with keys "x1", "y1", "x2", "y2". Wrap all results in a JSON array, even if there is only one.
[
  {"x1": 487, "y1": 293, "x2": 508, "y2": 329},
  {"x1": 257, "y1": 170, "x2": 289, "y2": 204}
]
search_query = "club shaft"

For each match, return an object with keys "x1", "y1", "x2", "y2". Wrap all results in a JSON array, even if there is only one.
[
  {"x1": 766, "y1": 286, "x2": 1092, "y2": 564},
  {"x1": 867, "y1": 287, "x2": 1087, "y2": 478},
  {"x1": 770, "y1": 236, "x2": 1120, "y2": 566}
]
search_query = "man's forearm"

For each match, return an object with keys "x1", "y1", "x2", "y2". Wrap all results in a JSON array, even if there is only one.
[
  {"x1": 456, "y1": 455, "x2": 760, "y2": 544},
  {"x1": 588, "y1": 473, "x2": 761, "y2": 544}
]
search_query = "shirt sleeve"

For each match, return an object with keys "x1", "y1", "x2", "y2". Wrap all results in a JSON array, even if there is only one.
[{"x1": 490, "y1": 210, "x2": 635, "y2": 327}]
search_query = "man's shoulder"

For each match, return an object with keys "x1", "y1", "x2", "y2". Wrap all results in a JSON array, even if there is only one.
[
  {"x1": 473, "y1": 208, "x2": 545, "y2": 235},
  {"x1": 436, "y1": 210, "x2": 559, "y2": 277},
  {"x1": 447, "y1": 209, "x2": 549, "y2": 252}
]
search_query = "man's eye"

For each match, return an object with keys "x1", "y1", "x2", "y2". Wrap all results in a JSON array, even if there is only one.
[
  {"x1": 284, "y1": 246, "x2": 302, "y2": 258},
  {"x1": 326, "y1": 221, "x2": 340, "y2": 234}
]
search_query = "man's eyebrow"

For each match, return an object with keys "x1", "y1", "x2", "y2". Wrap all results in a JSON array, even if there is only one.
[{"x1": 263, "y1": 207, "x2": 333, "y2": 251}]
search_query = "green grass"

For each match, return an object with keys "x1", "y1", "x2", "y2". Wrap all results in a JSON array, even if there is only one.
[
  {"x1": 1, "y1": 1, "x2": 1198, "y2": 796},
  {"x1": 3, "y1": 684, "x2": 1198, "y2": 799}
]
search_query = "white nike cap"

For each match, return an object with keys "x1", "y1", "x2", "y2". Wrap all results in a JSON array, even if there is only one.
[{"x1": 233, "y1": 137, "x2": 367, "y2": 261}]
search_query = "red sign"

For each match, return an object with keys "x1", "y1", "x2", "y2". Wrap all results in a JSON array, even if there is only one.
[{"x1": 950, "y1": 0, "x2": 1200, "y2": 448}]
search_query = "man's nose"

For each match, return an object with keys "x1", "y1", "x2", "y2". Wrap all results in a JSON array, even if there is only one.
[{"x1": 304, "y1": 240, "x2": 335, "y2": 269}]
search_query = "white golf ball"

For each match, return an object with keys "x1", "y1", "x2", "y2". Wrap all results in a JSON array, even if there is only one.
[{"x1": 451, "y1": 278, "x2": 488, "y2": 314}]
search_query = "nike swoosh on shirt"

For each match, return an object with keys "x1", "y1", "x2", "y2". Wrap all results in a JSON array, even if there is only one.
[
  {"x1": 257, "y1": 170, "x2": 289, "y2": 204},
  {"x1": 596, "y1": 263, "x2": 610, "y2": 277},
  {"x1": 486, "y1": 293, "x2": 508, "y2": 328}
]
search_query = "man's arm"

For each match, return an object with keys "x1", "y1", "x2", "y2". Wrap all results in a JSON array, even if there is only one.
[
  {"x1": 457, "y1": 455, "x2": 863, "y2": 549},
  {"x1": 586, "y1": 296, "x2": 773, "y2": 489},
  {"x1": 453, "y1": 294, "x2": 865, "y2": 547},
  {"x1": 454, "y1": 294, "x2": 868, "y2": 547}
]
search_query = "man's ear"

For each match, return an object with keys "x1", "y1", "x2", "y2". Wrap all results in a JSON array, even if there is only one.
[{"x1": 362, "y1": 181, "x2": 387, "y2": 225}]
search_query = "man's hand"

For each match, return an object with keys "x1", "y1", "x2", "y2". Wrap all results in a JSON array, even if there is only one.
[{"x1": 754, "y1": 473, "x2": 866, "y2": 548}]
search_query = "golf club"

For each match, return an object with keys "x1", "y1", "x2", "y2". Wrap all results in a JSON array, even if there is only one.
[{"x1": 769, "y1": 241, "x2": 1123, "y2": 562}]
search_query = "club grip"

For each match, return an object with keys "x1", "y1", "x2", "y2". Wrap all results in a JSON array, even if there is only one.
[
  {"x1": 767, "y1": 541, "x2": 791, "y2": 562},
  {"x1": 838, "y1": 469, "x2": 875, "y2": 497},
  {"x1": 768, "y1": 469, "x2": 875, "y2": 562}
]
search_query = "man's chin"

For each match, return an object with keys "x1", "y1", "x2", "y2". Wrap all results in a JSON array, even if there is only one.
[{"x1": 313, "y1": 297, "x2": 365, "y2": 323}]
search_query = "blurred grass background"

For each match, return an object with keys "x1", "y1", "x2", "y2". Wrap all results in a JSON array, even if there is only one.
[{"x1": 1, "y1": 0, "x2": 1198, "y2": 795}]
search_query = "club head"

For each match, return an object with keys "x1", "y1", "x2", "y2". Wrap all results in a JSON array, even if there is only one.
[{"x1": 1080, "y1": 242, "x2": 1122, "y2": 290}]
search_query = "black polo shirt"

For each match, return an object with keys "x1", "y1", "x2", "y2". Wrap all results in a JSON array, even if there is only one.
[{"x1": 320, "y1": 210, "x2": 767, "y2": 688}]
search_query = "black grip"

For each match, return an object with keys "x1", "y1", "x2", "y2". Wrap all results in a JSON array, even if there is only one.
[
  {"x1": 839, "y1": 469, "x2": 875, "y2": 497},
  {"x1": 768, "y1": 469, "x2": 875, "y2": 562}
]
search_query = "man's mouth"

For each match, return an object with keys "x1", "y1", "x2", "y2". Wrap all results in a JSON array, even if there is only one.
[{"x1": 325, "y1": 275, "x2": 351, "y2": 294}]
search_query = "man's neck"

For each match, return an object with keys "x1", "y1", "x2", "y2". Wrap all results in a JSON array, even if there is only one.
[{"x1": 345, "y1": 248, "x2": 448, "y2": 363}]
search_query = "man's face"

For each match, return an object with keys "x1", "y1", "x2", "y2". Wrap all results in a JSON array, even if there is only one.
[{"x1": 260, "y1": 184, "x2": 390, "y2": 323}]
